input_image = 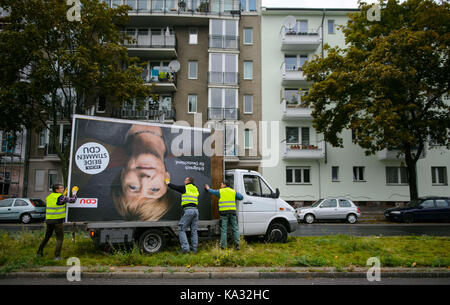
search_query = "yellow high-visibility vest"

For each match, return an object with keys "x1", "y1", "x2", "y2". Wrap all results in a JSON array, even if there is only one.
[
  {"x1": 45, "y1": 192, "x2": 66, "y2": 220},
  {"x1": 218, "y1": 187, "x2": 237, "y2": 212},
  {"x1": 181, "y1": 184, "x2": 199, "y2": 207}
]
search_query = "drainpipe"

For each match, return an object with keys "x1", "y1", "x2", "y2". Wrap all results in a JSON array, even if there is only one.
[{"x1": 320, "y1": 9, "x2": 328, "y2": 166}]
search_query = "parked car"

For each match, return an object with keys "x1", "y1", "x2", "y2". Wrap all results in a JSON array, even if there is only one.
[
  {"x1": 384, "y1": 196, "x2": 450, "y2": 223},
  {"x1": 0, "y1": 198, "x2": 46, "y2": 224},
  {"x1": 296, "y1": 198, "x2": 361, "y2": 224}
]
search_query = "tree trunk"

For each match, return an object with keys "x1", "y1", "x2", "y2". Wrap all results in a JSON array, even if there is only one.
[{"x1": 404, "y1": 145, "x2": 419, "y2": 201}]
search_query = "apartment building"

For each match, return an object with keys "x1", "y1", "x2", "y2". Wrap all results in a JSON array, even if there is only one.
[
  {"x1": 0, "y1": 129, "x2": 27, "y2": 199},
  {"x1": 260, "y1": 7, "x2": 450, "y2": 205},
  {"x1": 26, "y1": 0, "x2": 262, "y2": 198}
]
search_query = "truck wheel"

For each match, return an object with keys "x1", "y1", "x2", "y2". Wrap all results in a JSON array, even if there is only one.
[
  {"x1": 265, "y1": 223, "x2": 288, "y2": 243},
  {"x1": 138, "y1": 229, "x2": 165, "y2": 254},
  {"x1": 20, "y1": 213, "x2": 32, "y2": 224}
]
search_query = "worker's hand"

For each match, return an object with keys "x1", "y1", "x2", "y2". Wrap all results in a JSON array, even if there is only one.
[
  {"x1": 165, "y1": 178, "x2": 170, "y2": 185},
  {"x1": 71, "y1": 186, "x2": 79, "y2": 196},
  {"x1": 205, "y1": 184, "x2": 210, "y2": 190},
  {"x1": 63, "y1": 187, "x2": 68, "y2": 196}
]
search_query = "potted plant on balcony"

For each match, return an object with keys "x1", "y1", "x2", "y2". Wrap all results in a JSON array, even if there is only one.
[
  {"x1": 198, "y1": 1, "x2": 209, "y2": 12},
  {"x1": 158, "y1": 72, "x2": 173, "y2": 83}
]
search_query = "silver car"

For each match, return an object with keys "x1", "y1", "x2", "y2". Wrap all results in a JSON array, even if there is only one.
[
  {"x1": 0, "y1": 198, "x2": 46, "y2": 224},
  {"x1": 296, "y1": 198, "x2": 361, "y2": 224}
]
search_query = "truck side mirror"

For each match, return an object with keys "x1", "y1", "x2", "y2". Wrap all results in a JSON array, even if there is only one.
[{"x1": 272, "y1": 188, "x2": 280, "y2": 199}]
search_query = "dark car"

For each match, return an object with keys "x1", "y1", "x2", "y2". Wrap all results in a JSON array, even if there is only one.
[{"x1": 384, "y1": 197, "x2": 450, "y2": 223}]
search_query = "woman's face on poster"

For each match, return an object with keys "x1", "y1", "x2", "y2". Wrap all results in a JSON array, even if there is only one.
[{"x1": 122, "y1": 152, "x2": 169, "y2": 202}]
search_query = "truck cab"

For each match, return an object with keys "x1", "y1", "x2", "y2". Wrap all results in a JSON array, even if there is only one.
[{"x1": 226, "y1": 169, "x2": 298, "y2": 242}]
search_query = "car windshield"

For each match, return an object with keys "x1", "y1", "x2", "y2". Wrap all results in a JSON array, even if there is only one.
[
  {"x1": 310, "y1": 199, "x2": 323, "y2": 208},
  {"x1": 406, "y1": 199, "x2": 422, "y2": 207}
]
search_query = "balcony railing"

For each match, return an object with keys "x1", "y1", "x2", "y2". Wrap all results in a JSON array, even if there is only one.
[
  {"x1": 207, "y1": 107, "x2": 239, "y2": 120},
  {"x1": 112, "y1": 108, "x2": 176, "y2": 121},
  {"x1": 281, "y1": 62, "x2": 309, "y2": 86},
  {"x1": 281, "y1": 99, "x2": 313, "y2": 120},
  {"x1": 124, "y1": 34, "x2": 176, "y2": 48},
  {"x1": 209, "y1": 35, "x2": 239, "y2": 49},
  {"x1": 208, "y1": 72, "x2": 238, "y2": 85},
  {"x1": 282, "y1": 141, "x2": 325, "y2": 160},
  {"x1": 103, "y1": 0, "x2": 242, "y2": 16},
  {"x1": 142, "y1": 71, "x2": 177, "y2": 87}
]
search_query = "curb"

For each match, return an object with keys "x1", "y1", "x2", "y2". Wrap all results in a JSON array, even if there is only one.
[{"x1": 2, "y1": 271, "x2": 450, "y2": 280}]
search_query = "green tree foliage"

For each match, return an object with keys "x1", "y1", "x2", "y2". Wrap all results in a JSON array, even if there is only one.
[
  {"x1": 0, "y1": 0, "x2": 151, "y2": 182},
  {"x1": 303, "y1": 0, "x2": 450, "y2": 200}
]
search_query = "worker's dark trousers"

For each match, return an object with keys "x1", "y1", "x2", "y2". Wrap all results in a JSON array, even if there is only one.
[{"x1": 37, "y1": 223, "x2": 64, "y2": 257}]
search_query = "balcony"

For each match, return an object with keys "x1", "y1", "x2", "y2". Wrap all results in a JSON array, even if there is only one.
[
  {"x1": 281, "y1": 27, "x2": 322, "y2": 51},
  {"x1": 377, "y1": 147, "x2": 426, "y2": 161},
  {"x1": 282, "y1": 141, "x2": 325, "y2": 160},
  {"x1": 281, "y1": 62, "x2": 310, "y2": 87},
  {"x1": 207, "y1": 107, "x2": 239, "y2": 120},
  {"x1": 104, "y1": 0, "x2": 242, "y2": 21},
  {"x1": 143, "y1": 71, "x2": 177, "y2": 92},
  {"x1": 112, "y1": 108, "x2": 176, "y2": 121},
  {"x1": 208, "y1": 72, "x2": 239, "y2": 85},
  {"x1": 209, "y1": 35, "x2": 239, "y2": 49},
  {"x1": 124, "y1": 33, "x2": 177, "y2": 58},
  {"x1": 281, "y1": 99, "x2": 312, "y2": 121}
]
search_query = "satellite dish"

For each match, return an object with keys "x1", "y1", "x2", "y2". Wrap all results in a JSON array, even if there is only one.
[
  {"x1": 283, "y1": 15, "x2": 297, "y2": 30},
  {"x1": 169, "y1": 60, "x2": 180, "y2": 73}
]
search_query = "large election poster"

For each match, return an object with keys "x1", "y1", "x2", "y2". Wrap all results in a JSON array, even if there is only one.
[{"x1": 67, "y1": 115, "x2": 212, "y2": 222}]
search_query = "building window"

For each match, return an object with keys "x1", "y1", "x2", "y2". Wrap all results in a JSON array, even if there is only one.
[
  {"x1": 241, "y1": 0, "x2": 257, "y2": 12},
  {"x1": 210, "y1": 19, "x2": 238, "y2": 49},
  {"x1": 386, "y1": 167, "x2": 408, "y2": 184},
  {"x1": 243, "y1": 61, "x2": 253, "y2": 80},
  {"x1": 286, "y1": 167, "x2": 311, "y2": 184},
  {"x1": 244, "y1": 129, "x2": 253, "y2": 149},
  {"x1": 208, "y1": 88, "x2": 238, "y2": 120},
  {"x1": 188, "y1": 95, "x2": 197, "y2": 114},
  {"x1": 96, "y1": 96, "x2": 106, "y2": 113},
  {"x1": 286, "y1": 127, "x2": 310, "y2": 145},
  {"x1": 243, "y1": 28, "x2": 253, "y2": 44},
  {"x1": 34, "y1": 169, "x2": 45, "y2": 192},
  {"x1": 243, "y1": 95, "x2": 253, "y2": 114},
  {"x1": 353, "y1": 166, "x2": 365, "y2": 182},
  {"x1": 38, "y1": 130, "x2": 46, "y2": 148},
  {"x1": 209, "y1": 53, "x2": 238, "y2": 85},
  {"x1": 284, "y1": 55, "x2": 307, "y2": 71},
  {"x1": 328, "y1": 20, "x2": 335, "y2": 34},
  {"x1": 189, "y1": 28, "x2": 198, "y2": 44},
  {"x1": 48, "y1": 170, "x2": 58, "y2": 191},
  {"x1": 332, "y1": 166, "x2": 339, "y2": 182},
  {"x1": 432, "y1": 167, "x2": 448, "y2": 185},
  {"x1": 188, "y1": 61, "x2": 198, "y2": 79}
]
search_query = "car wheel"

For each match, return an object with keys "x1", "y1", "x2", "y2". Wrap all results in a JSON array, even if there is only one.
[
  {"x1": 304, "y1": 214, "x2": 315, "y2": 224},
  {"x1": 20, "y1": 213, "x2": 32, "y2": 224},
  {"x1": 265, "y1": 223, "x2": 288, "y2": 243},
  {"x1": 403, "y1": 213, "x2": 414, "y2": 223},
  {"x1": 138, "y1": 229, "x2": 165, "y2": 254},
  {"x1": 346, "y1": 214, "x2": 357, "y2": 224}
]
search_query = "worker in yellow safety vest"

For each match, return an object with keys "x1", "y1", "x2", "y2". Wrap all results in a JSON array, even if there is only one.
[
  {"x1": 36, "y1": 184, "x2": 78, "y2": 260},
  {"x1": 167, "y1": 177, "x2": 199, "y2": 253},
  {"x1": 205, "y1": 181, "x2": 243, "y2": 250}
]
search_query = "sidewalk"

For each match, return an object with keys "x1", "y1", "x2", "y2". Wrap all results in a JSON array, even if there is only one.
[{"x1": 3, "y1": 266, "x2": 450, "y2": 279}]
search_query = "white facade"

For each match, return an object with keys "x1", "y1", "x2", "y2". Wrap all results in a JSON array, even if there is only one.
[{"x1": 261, "y1": 8, "x2": 450, "y2": 203}]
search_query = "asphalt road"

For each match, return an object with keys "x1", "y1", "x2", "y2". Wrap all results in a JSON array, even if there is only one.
[
  {"x1": 1, "y1": 222, "x2": 450, "y2": 236},
  {"x1": 1, "y1": 277, "x2": 449, "y2": 285}
]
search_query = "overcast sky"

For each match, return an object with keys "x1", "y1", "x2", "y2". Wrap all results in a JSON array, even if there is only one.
[{"x1": 261, "y1": 0, "x2": 378, "y2": 9}]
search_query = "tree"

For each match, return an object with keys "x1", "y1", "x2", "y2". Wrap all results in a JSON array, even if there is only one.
[
  {"x1": 302, "y1": 0, "x2": 450, "y2": 200},
  {"x1": 0, "y1": 0, "x2": 151, "y2": 183}
]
